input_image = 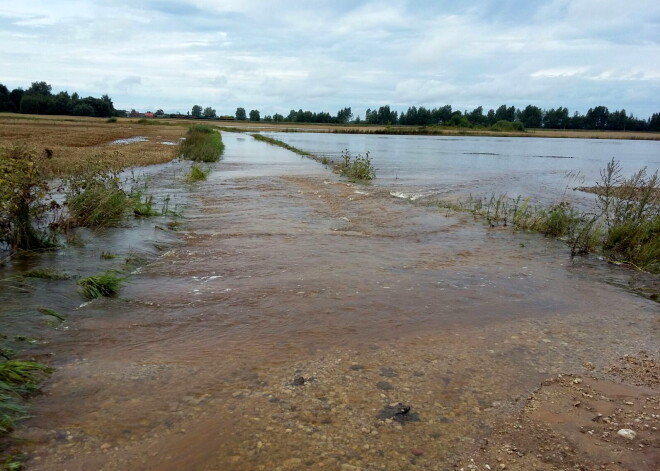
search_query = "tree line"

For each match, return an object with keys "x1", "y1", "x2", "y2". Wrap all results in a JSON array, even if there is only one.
[
  {"x1": 0, "y1": 81, "x2": 117, "y2": 118},
  {"x1": 233, "y1": 104, "x2": 659, "y2": 131}
]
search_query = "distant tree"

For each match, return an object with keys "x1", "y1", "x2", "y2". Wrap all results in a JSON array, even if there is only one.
[
  {"x1": 249, "y1": 109, "x2": 260, "y2": 121},
  {"x1": 543, "y1": 107, "x2": 569, "y2": 129},
  {"x1": 9, "y1": 89, "x2": 24, "y2": 112},
  {"x1": 354, "y1": 115, "x2": 361, "y2": 124},
  {"x1": 494, "y1": 105, "x2": 515, "y2": 123},
  {"x1": 647, "y1": 112, "x2": 660, "y2": 132},
  {"x1": 203, "y1": 106, "x2": 216, "y2": 118},
  {"x1": 468, "y1": 106, "x2": 487, "y2": 126},
  {"x1": 20, "y1": 94, "x2": 50, "y2": 114},
  {"x1": 191, "y1": 105, "x2": 202, "y2": 118},
  {"x1": 519, "y1": 105, "x2": 543, "y2": 128},
  {"x1": 585, "y1": 106, "x2": 609, "y2": 130},
  {"x1": 336, "y1": 107, "x2": 352, "y2": 124},
  {"x1": 235, "y1": 107, "x2": 247, "y2": 120},
  {"x1": 272, "y1": 113, "x2": 284, "y2": 122},
  {"x1": 263, "y1": 115, "x2": 273, "y2": 122},
  {"x1": 72, "y1": 102, "x2": 95, "y2": 116},
  {"x1": 26, "y1": 81, "x2": 52, "y2": 96},
  {"x1": 47, "y1": 91, "x2": 73, "y2": 115},
  {"x1": 0, "y1": 84, "x2": 11, "y2": 112},
  {"x1": 155, "y1": 109, "x2": 164, "y2": 116}
]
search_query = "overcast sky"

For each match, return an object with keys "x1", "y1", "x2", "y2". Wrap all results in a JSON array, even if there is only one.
[{"x1": 1, "y1": 0, "x2": 659, "y2": 118}]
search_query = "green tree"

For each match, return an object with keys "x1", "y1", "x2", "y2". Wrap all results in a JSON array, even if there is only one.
[
  {"x1": 203, "y1": 107, "x2": 216, "y2": 118},
  {"x1": 26, "y1": 81, "x2": 52, "y2": 96},
  {"x1": 191, "y1": 105, "x2": 202, "y2": 118},
  {"x1": 235, "y1": 107, "x2": 247, "y2": 120},
  {"x1": 249, "y1": 109, "x2": 260, "y2": 121},
  {"x1": 0, "y1": 84, "x2": 11, "y2": 112},
  {"x1": 520, "y1": 105, "x2": 543, "y2": 128}
]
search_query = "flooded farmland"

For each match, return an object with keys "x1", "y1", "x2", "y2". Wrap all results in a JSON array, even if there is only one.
[{"x1": 3, "y1": 133, "x2": 659, "y2": 470}]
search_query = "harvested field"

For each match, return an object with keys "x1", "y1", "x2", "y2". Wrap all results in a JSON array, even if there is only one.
[{"x1": 0, "y1": 114, "x2": 187, "y2": 176}]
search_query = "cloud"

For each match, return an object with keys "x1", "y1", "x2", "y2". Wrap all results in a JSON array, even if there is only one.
[{"x1": 0, "y1": 0, "x2": 658, "y2": 117}]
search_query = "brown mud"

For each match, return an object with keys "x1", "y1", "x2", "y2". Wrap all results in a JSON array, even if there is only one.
[{"x1": 12, "y1": 135, "x2": 659, "y2": 470}]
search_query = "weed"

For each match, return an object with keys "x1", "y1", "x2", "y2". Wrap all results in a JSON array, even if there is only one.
[
  {"x1": 0, "y1": 146, "x2": 59, "y2": 251},
  {"x1": 186, "y1": 164, "x2": 210, "y2": 182},
  {"x1": 179, "y1": 125, "x2": 224, "y2": 162},
  {"x1": 77, "y1": 271, "x2": 124, "y2": 299},
  {"x1": 338, "y1": 149, "x2": 375, "y2": 182},
  {"x1": 321, "y1": 157, "x2": 329, "y2": 165},
  {"x1": 22, "y1": 268, "x2": 70, "y2": 280},
  {"x1": 100, "y1": 251, "x2": 117, "y2": 259}
]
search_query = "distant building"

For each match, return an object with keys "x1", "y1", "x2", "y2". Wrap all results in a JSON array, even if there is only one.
[{"x1": 144, "y1": 111, "x2": 155, "y2": 118}]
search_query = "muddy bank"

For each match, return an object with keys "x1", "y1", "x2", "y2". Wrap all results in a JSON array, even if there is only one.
[{"x1": 11, "y1": 134, "x2": 659, "y2": 470}]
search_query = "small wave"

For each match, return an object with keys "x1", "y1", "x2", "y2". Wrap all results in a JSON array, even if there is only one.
[
  {"x1": 110, "y1": 136, "x2": 149, "y2": 145},
  {"x1": 532, "y1": 155, "x2": 574, "y2": 159},
  {"x1": 463, "y1": 152, "x2": 499, "y2": 156},
  {"x1": 390, "y1": 191, "x2": 426, "y2": 201}
]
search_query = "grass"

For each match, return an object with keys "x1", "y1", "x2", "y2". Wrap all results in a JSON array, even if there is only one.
[
  {"x1": 0, "y1": 360, "x2": 50, "y2": 435},
  {"x1": 64, "y1": 165, "x2": 130, "y2": 228},
  {"x1": 435, "y1": 160, "x2": 659, "y2": 273},
  {"x1": 250, "y1": 133, "x2": 312, "y2": 156},
  {"x1": 186, "y1": 164, "x2": 210, "y2": 182},
  {"x1": 36, "y1": 307, "x2": 65, "y2": 321},
  {"x1": 77, "y1": 271, "x2": 124, "y2": 299},
  {"x1": 100, "y1": 251, "x2": 118, "y2": 259},
  {"x1": 179, "y1": 125, "x2": 224, "y2": 162}
]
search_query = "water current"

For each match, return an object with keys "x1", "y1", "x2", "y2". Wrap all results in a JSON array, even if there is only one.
[{"x1": 2, "y1": 133, "x2": 658, "y2": 470}]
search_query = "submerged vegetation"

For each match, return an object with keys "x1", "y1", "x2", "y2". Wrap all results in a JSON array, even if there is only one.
[
  {"x1": 186, "y1": 164, "x2": 211, "y2": 182},
  {"x1": 179, "y1": 124, "x2": 224, "y2": 162},
  {"x1": 437, "y1": 159, "x2": 659, "y2": 273},
  {"x1": 250, "y1": 133, "x2": 311, "y2": 156},
  {"x1": 77, "y1": 271, "x2": 124, "y2": 299}
]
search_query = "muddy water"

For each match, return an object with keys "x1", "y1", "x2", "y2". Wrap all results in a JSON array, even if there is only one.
[{"x1": 13, "y1": 134, "x2": 659, "y2": 470}]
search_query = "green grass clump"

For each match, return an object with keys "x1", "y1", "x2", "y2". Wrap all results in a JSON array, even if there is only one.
[
  {"x1": 337, "y1": 149, "x2": 375, "y2": 182},
  {"x1": 0, "y1": 360, "x2": 50, "y2": 435},
  {"x1": 64, "y1": 165, "x2": 129, "y2": 228},
  {"x1": 77, "y1": 271, "x2": 124, "y2": 299},
  {"x1": 490, "y1": 120, "x2": 525, "y2": 132},
  {"x1": 100, "y1": 251, "x2": 118, "y2": 259},
  {"x1": 179, "y1": 125, "x2": 224, "y2": 162},
  {"x1": 22, "y1": 268, "x2": 70, "y2": 280},
  {"x1": 105, "y1": 117, "x2": 117, "y2": 123},
  {"x1": 186, "y1": 164, "x2": 210, "y2": 182}
]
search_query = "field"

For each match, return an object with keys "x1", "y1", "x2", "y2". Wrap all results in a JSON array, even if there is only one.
[{"x1": 0, "y1": 114, "x2": 187, "y2": 176}]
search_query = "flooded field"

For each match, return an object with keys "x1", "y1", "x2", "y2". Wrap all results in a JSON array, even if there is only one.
[
  {"x1": 263, "y1": 132, "x2": 660, "y2": 208},
  {"x1": 3, "y1": 133, "x2": 659, "y2": 470}
]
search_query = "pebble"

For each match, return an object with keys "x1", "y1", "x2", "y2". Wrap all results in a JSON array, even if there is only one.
[
  {"x1": 616, "y1": 429, "x2": 637, "y2": 440},
  {"x1": 410, "y1": 447, "x2": 424, "y2": 456}
]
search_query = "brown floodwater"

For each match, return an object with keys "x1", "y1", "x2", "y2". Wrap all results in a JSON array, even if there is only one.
[{"x1": 7, "y1": 134, "x2": 658, "y2": 470}]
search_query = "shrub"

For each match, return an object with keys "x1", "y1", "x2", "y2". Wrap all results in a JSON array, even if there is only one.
[
  {"x1": 105, "y1": 117, "x2": 117, "y2": 123},
  {"x1": 0, "y1": 146, "x2": 59, "y2": 251},
  {"x1": 490, "y1": 120, "x2": 525, "y2": 132},
  {"x1": 77, "y1": 271, "x2": 124, "y2": 299},
  {"x1": 179, "y1": 125, "x2": 224, "y2": 162}
]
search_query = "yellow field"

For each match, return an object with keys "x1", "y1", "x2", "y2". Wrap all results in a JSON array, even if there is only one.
[{"x1": 0, "y1": 114, "x2": 187, "y2": 176}]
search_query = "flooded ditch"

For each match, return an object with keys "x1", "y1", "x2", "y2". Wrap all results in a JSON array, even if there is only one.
[{"x1": 2, "y1": 133, "x2": 658, "y2": 470}]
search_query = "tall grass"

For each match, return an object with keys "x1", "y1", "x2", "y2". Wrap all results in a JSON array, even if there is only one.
[
  {"x1": 250, "y1": 133, "x2": 311, "y2": 156},
  {"x1": 436, "y1": 159, "x2": 659, "y2": 272},
  {"x1": 64, "y1": 163, "x2": 129, "y2": 228},
  {"x1": 0, "y1": 360, "x2": 50, "y2": 435},
  {"x1": 179, "y1": 125, "x2": 224, "y2": 162}
]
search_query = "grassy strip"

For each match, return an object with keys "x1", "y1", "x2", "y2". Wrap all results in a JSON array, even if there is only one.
[
  {"x1": 77, "y1": 271, "x2": 124, "y2": 299},
  {"x1": 22, "y1": 269, "x2": 70, "y2": 280},
  {"x1": 249, "y1": 133, "x2": 311, "y2": 156},
  {"x1": 179, "y1": 125, "x2": 224, "y2": 162}
]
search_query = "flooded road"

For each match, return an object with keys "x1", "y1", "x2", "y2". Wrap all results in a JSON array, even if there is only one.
[{"x1": 15, "y1": 134, "x2": 659, "y2": 470}]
